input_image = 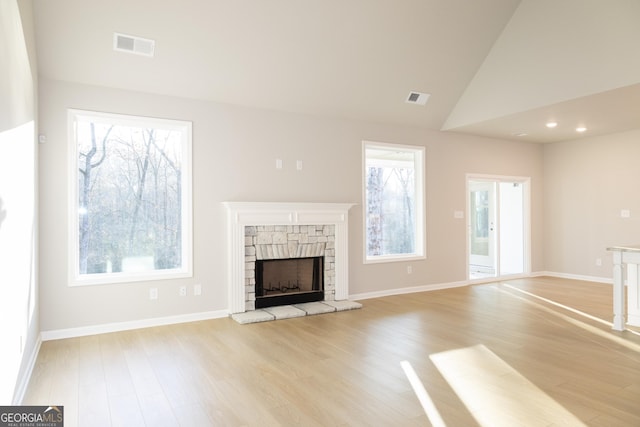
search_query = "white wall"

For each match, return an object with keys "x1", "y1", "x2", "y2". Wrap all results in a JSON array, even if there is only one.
[
  {"x1": 38, "y1": 78, "x2": 544, "y2": 332},
  {"x1": 445, "y1": 0, "x2": 640, "y2": 129},
  {"x1": 544, "y1": 129, "x2": 640, "y2": 278},
  {"x1": 0, "y1": 0, "x2": 33, "y2": 132},
  {"x1": 0, "y1": 0, "x2": 39, "y2": 404}
]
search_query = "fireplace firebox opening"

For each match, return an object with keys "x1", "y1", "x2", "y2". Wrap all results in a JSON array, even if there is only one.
[{"x1": 255, "y1": 256, "x2": 324, "y2": 308}]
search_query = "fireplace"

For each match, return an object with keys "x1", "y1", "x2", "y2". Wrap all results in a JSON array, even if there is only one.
[
  {"x1": 223, "y1": 202, "x2": 355, "y2": 314},
  {"x1": 246, "y1": 225, "x2": 334, "y2": 310},
  {"x1": 255, "y1": 256, "x2": 324, "y2": 308}
]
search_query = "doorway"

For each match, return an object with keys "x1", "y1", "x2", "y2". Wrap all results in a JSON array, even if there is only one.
[{"x1": 467, "y1": 175, "x2": 529, "y2": 280}]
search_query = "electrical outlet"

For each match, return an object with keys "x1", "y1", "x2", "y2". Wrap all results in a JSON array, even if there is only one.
[
  {"x1": 407, "y1": 265, "x2": 412, "y2": 274},
  {"x1": 179, "y1": 285, "x2": 187, "y2": 297},
  {"x1": 149, "y1": 288, "x2": 158, "y2": 300},
  {"x1": 194, "y1": 284, "x2": 202, "y2": 296}
]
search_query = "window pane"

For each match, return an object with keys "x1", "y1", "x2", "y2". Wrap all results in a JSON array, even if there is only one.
[
  {"x1": 364, "y1": 143, "x2": 423, "y2": 260},
  {"x1": 71, "y1": 110, "x2": 191, "y2": 283}
]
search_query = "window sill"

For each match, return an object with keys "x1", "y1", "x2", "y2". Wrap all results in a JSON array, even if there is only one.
[
  {"x1": 364, "y1": 254, "x2": 426, "y2": 265},
  {"x1": 69, "y1": 269, "x2": 192, "y2": 286}
]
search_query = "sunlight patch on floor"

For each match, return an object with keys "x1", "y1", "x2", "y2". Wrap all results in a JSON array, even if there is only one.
[
  {"x1": 503, "y1": 283, "x2": 640, "y2": 337},
  {"x1": 400, "y1": 361, "x2": 446, "y2": 427},
  {"x1": 430, "y1": 345, "x2": 586, "y2": 427},
  {"x1": 498, "y1": 285, "x2": 640, "y2": 353},
  {"x1": 502, "y1": 283, "x2": 611, "y2": 327}
]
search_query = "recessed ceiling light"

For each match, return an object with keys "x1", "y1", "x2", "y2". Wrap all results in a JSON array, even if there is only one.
[
  {"x1": 546, "y1": 121, "x2": 558, "y2": 128},
  {"x1": 576, "y1": 127, "x2": 587, "y2": 132}
]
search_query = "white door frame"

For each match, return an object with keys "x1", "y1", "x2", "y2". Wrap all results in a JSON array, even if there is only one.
[{"x1": 466, "y1": 173, "x2": 531, "y2": 280}]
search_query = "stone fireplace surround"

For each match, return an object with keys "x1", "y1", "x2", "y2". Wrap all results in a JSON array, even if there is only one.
[
  {"x1": 249, "y1": 225, "x2": 332, "y2": 309},
  {"x1": 223, "y1": 202, "x2": 355, "y2": 315}
]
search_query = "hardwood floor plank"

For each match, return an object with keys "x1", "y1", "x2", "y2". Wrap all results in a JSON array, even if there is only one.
[
  {"x1": 136, "y1": 392, "x2": 178, "y2": 427},
  {"x1": 108, "y1": 393, "x2": 146, "y2": 427},
  {"x1": 23, "y1": 278, "x2": 640, "y2": 426},
  {"x1": 78, "y1": 381, "x2": 111, "y2": 427}
]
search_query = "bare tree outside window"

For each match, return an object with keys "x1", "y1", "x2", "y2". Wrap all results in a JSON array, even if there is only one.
[
  {"x1": 364, "y1": 142, "x2": 424, "y2": 262},
  {"x1": 69, "y1": 110, "x2": 192, "y2": 285}
]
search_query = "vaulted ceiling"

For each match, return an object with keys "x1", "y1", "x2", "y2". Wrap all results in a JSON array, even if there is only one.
[{"x1": 32, "y1": 0, "x2": 640, "y2": 143}]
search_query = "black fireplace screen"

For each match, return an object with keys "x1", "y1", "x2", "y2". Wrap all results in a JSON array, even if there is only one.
[{"x1": 255, "y1": 256, "x2": 324, "y2": 308}]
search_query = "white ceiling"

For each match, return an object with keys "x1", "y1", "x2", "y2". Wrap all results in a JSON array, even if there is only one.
[{"x1": 32, "y1": 0, "x2": 640, "y2": 143}]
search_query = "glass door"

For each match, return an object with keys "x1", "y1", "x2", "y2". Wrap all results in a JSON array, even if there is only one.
[
  {"x1": 468, "y1": 176, "x2": 527, "y2": 280},
  {"x1": 469, "y1": 181, "x2": 496, "y2": 278}
]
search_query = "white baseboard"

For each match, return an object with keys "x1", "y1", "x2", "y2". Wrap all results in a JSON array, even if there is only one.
[
  {"x1": 40, "y1": 310, "x2": 229, "y2": 341},
  {"x1": 349, "y1": 271, "x2": 612, "y2": 302},
  {"x1": 350, "y1": 272, "x2": 549, "y2": 301},
  {"x1": 350, "y1": 280, "x2": 469, "y2": 301},
  {"x1": 13, "y1": 336, "x2": 42, "y2": 405},
  {"x1": 39, "y1": 273, "x2": 611, "y2": 340},
  {"x1": 534, "y1": 271, "x2": 612, "y2": 284}
]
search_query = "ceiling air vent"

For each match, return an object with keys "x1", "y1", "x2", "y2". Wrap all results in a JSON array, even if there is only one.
[
  {"x1": 113, "y1": 33, "x2": 155, "y2": 57},
  {"x1": 405, "y1": 91, "x2": 430, "y2": 106}
]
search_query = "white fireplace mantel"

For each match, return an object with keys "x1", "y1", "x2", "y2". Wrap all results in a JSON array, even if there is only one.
[{"x1": 223, "y1": 202, "x2": 355, "y2": 314}]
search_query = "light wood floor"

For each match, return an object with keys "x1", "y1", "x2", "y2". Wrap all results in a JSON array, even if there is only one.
[{"x1": 23, "y1": 277, "x2": 640, "y2": 426}]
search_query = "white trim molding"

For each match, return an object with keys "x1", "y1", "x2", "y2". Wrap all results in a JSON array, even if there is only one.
[
  {"x1": 40, "y1": 310, "x2": 228, "y2": 341},
  {"x1": 351, "y1": 280, "x2": 469, "y2": 301},
  {"x1": 13, "y1": 337, "x2": 42, "y2": 405},
  {"x1": 533, "y1": 270, "x2": 612, "y2": 284},
  {"x1": 223, "y1": 202, "x2": 355, "y2": 314}
]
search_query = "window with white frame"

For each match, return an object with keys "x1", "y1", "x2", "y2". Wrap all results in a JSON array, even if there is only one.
[
  {"x1": 363, "y1": 141, "x2": 425, "y2": 263},
  {"x1": 68, "y1": 109, "x2": 192, "y2": 285}
]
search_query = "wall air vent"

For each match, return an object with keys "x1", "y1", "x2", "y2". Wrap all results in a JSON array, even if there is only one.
[
  {"x1": 113, "y1": 33, "x2": 155, "y2": 57},
  {"x1": 405, "y1": 91, "x2": 430, "y2": 106}
]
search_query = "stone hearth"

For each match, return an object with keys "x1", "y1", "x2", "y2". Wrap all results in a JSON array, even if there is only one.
[{"x1": 231, "y1": 300, "x2": 362, "y2": 324}]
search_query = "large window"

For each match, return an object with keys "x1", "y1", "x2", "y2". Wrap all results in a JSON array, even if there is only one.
[
  {"x1": 68, "y1": 110, "x2": 192, "y2": 285},
  {"x1": 363, "y1": 141, "x2": 425, "y2": 263}
]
